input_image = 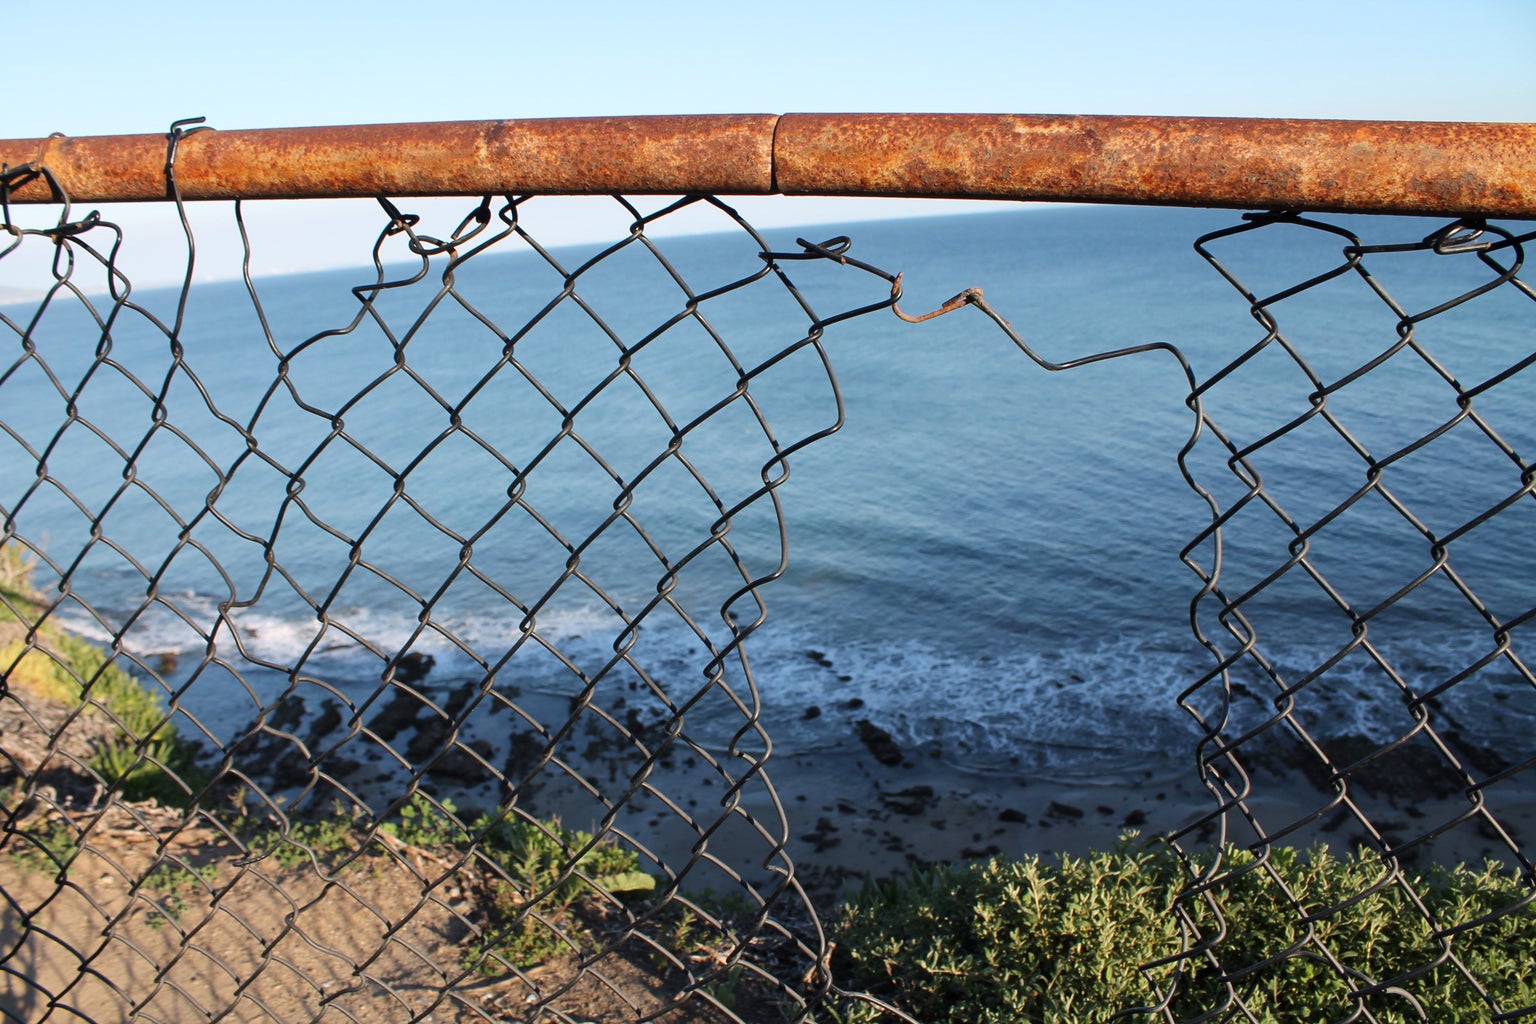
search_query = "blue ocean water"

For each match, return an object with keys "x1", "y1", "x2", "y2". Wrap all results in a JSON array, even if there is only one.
[{"x1": 3, "y1": 202, "x2": 1533, "y2": 790}]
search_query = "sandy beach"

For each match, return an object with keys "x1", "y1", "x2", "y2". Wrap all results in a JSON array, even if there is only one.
[{"x1": 497, "y1": 693, "x2": 1536, "y2": 911}]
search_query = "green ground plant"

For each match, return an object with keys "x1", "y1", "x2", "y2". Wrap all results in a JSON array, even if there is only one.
[
  {"x1": 459, "y1": 803, "x2": 657, "y2": 969},
  {"x1": 379, "y1": 792, "x2": 468, "y2": 848},
  {"x1": 141, "y1": 859, "x2": 219, "y2": 927},
  {"x1": 7, "y1": 817, "x2": 80, "y2": 875},
  {"x1": 249, "y1": 802, "x2": 366, "y2": 868},
  {"x1": 820, "y1": 839, "x2": 1536, "y2": 1024},
  {"x1": 231, "y1": 792, "x2": 658, "y2": 969}
]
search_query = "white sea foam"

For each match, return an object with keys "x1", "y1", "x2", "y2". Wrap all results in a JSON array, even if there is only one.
[{"x1": 47, "y1": 574, "x2": 1533, "y2": 783}]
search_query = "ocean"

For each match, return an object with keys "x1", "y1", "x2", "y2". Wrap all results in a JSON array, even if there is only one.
[{"x1": 3, "y1": 201, "x2": 1532, "y2": 806}]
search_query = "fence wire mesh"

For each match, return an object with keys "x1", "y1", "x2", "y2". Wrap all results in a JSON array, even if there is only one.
[
  {"x1": 0, "y1": 125, "x2": 1533, "y2": 1024},
  {"x1": 926, "y1": 212, "x2": 1536, "y2": 1022},
  {"x1": 1149, "y1": 212, "x2": 1536, "y2": 1022}
]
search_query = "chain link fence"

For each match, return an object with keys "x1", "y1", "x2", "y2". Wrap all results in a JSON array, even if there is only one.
[
  {"x1": 940, "y1": 211, "x2": 1536, "y2": 1021},
  {"x1": 1, "y1": 120, "x2": 1533, "y2": 1022}
]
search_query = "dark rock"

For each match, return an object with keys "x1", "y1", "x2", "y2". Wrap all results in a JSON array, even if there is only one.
[
  {"x1": 388, "y1": 651, "x2": 436, "y2": 685},
  {"x1": 267, "y1": 748, "x2": 312, "y2": 790},
  {"x1": 880, "y1": 785, "x2": 936, "y2": 816},
  {"x1": 809, "y1": 834, "x2": 842, "y2": 852},
  {"x1": 856, "y1": 720, "x2": 904, "y2": 766},
  {"x1": 805, "y1": 649, "x2": 833, "y2": 668},
  {"x1": 317, "y1": 755, "x2": 361, "y2": 780},
  {"x1": 1261, "y1": 729, "x2": 1511, "y2": 804},
  {"x1": 406, "y1": 717, "x2": 451, "y2": 764},
  {"x1": 502, "y1": 729, "x2": 544, "y2": 786},
  {"x1": 1097, "y1": 805, "x2": 1115, "y2": 816},
  {"x1": 1443, "y1": 729, "x2": 1515, "y2": 780},
  {"x1": 961, "y1": 844, "x2": 1001, "y2": 859},
  {"x1": 266, "y1": 695, "x2": 307, "y2": 733},
  {"x1": 801, "y1": 705, "x2": 822, "y2": 721},
  {"x1": 366, "y1": 687, "x2": 425, "y2": 743},
  {"x1": 842, "y1": 698, "x2": 866, "y2": 711},
  {"x1": 1476, "y1": 817, "x2": 1505, "y2": 842},
  {"x1": 1122, "y1": 808, "x2": 1149, "y2": 827},
  {"x1": 304, "y1": 701, "x2": 344, "y2": 749},
  {"x1": 154, "y1": 651, "x2": 180, "y2": 676},
  {"x1": 624, "y1": 707, "x2": 665, "y2": 745},
  {"x1": 442, "y1": 684, "x2": 475, "y2": 719},
  {"x1": 1046, "y1": 800, "x2": 1085, "y2": 820},
  {"x1": 999, "y1": 808, "x2": 1028, "y2": 824},
  {"x1": 428, "y1": 739, "x2": 495, "y2": 785}
]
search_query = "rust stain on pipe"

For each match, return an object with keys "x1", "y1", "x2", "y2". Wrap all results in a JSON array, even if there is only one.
[
  {"x1": 774, "y1": 113, "x2": 1536, "y2": 218},
  {"x1": 2, "y1": 114, "x2": 1532, "y2": 218},
  {"x1": 0, "y1": 115, "x2": 778, "y2": 202}
]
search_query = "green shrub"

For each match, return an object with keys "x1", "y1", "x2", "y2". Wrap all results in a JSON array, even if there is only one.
[
  {"x1": 61, "y1": 635, "x2": 207, "y2": 806},
  {"x1": 87, "y1": 736, "x2": 204, "y2": 806},
  {"x1": 824, "y1": 841, "x2": 1536, "y2": 1023},
  {"x1": 0, "y1": 542, "x2": 41, "y2": 619},
  {"x1": 0, "y1": 546, "x2": 206, "y2": 809}
]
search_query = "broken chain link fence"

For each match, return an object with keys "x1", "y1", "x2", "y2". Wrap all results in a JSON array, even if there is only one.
[
  {"x1": 935, "y1": 212, "x2": 1536, "y2": 1021},
  {"x1": 0, "y1": 122, "x2": 1532, "y2": 1023}
]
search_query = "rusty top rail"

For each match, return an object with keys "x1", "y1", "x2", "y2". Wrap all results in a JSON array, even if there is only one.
[{"x1": 2, "y1": 114, "x2": 1533, "y2": 218}]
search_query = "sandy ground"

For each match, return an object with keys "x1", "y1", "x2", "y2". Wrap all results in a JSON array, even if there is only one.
[
  {"x1": 648, "y1": 734, "x2": 1536, "y2": 910},
  {"x1": 0, "y1": 798, "x2": 768, "y2": 1024}
]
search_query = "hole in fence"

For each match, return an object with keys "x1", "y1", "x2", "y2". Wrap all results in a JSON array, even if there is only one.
[{"x1": 3, "y1": 196, "x2": 1533, "y2": 1022}]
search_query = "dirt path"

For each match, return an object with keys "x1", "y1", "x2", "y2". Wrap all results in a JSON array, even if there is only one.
[{"x1": 0, "y1": 807, "x2": 752, "y2": 1023}]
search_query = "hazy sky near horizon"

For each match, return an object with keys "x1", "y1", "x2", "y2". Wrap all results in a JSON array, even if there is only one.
[{"x1": 4, "y1": 0, "x2": 1532, "y2": 286}]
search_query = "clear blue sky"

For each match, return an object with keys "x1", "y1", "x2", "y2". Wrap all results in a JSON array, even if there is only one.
[
  {"x1": 11, "y1": 0, "x2": 1533, "y2": 134},
  {"x1": 5, "y1": 0, "x2": 1532, "y2": 286}
]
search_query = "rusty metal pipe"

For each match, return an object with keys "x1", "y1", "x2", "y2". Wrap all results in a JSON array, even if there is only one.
[
  {"x1": 774, "y1": 114, "x2": 1536, "y2": 218},
  {"x1": 1, "y1": 114, "x2": 1532, "y2": 218},
  {"x1": 0, "y1": 116, "x2": 779, "y2": 203}
]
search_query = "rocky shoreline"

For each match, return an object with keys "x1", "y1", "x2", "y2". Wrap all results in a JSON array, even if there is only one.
[{"x1": 12, "y1": 630, "x2": 1531, "y2": 913}]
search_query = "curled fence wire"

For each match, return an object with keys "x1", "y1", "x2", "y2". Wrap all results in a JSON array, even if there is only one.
[
  {"x1": 916, "y1": 211, "x2": 1536, "y2": 1021},
  {"x1": 0, "y1": 122, "x2": 1533, "y2": 1023},
  {"x1": 1153, "y1": 212, "x2": 1536, "y2": 1022}
]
